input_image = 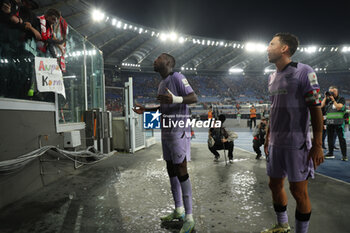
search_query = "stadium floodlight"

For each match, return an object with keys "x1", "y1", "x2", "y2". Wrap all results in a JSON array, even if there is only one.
[
  {"x1": 160, "y1": 33, "x2": 167, "y2": 41},
  {"x1": 220, "y1": 41, "x2": 224, "y2": 46},
  {"x1": 139, "y1": 28, "x2": 143, "y2": 34},
  {"x1": 92, "y1": 9, "x2": 105, "y2": 22},
  {"x1": 181, "y1": 67, "x2": 185, "y2": 70},
  {"x1": 123, "y1": 23, "x2": 127, "y2": 30},
  {"x1": 179, "y1": 37, "x2": 185, "y2": 43},
  {"x1": 207, "y1": 40, "x2": 211, "y2": 45},
  {"x1": 192, "y1": 39, "x2": 196, "y2": 44},
  {"x1": 202, "y1": 40, "x2": 205, "y2": 45},
  {"x1": 245, "y1": 42, "x2": 267, "y2": 53},
  {"x1": 112, "y1": 18, "x2": 116, "y2": 25},
  {"x1": 117, "y1": 21, "x2": 122, "y2": 28},
  {"x1": 331, "y1": 47, "x2": 334, "y2": 52},
  {"x1": 169, "y1": 32, "x2": 178, "y2": 41},
  {"x1": 229, "y1": 68, "x2": 244, "y2": 73},
  {"x1": 194, "y1": 68, "x2": 197, "y2": 70},
  {"x1": 129, "y1": 25, "x2": 133, "y2": 29},
  {"x1": 342, "y1": 47, "x2": 349, "y2": 53},
  {"x1": 305, "y1": 46, "x2": 317, "y2": 53}
]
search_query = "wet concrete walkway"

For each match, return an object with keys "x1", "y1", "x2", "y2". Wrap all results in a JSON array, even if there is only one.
[{"x1": 0, "y1": 143, "x2": 349, "y2": 233}]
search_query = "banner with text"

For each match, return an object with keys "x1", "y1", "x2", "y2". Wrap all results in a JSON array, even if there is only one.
[{"x1": 35, "y1": 57, "x2": 66, "y2": 98}]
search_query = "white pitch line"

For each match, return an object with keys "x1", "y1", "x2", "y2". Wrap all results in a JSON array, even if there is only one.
[{"x1": 315, "y1": 172, "x2": 350, "y2": 185}]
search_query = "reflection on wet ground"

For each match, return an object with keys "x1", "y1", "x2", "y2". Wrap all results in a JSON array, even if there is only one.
[{"x1": 0, "y1": 143, "x2": 349, "y2": 233}]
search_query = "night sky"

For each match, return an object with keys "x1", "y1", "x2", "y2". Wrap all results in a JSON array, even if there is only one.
[{"x1": 89, "y1": 0, "x2": 350, "y2": 45}]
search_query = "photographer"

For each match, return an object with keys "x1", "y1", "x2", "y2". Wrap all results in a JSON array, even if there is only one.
[
  {"x1": 253, "y1": 117, "x2": 268, "y2": 159},
  {"x1": 321, "y1": 86, "x2": 347, "y2": 161},
  {"x1": 208, "y1": 114, "x2": 238, "y2": 163}
]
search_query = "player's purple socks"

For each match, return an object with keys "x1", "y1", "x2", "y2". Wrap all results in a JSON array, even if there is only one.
[
  {"x1": 274, "y1": 204, "x2": 288, "y2": 225},
  {"x1": 295, "y1": 219, "x2": 310, "y2": 233},
  {"x1": 295, "y1": 210, "x2": 311, "y2": 233},
  {"x1": 179, "y1": 174, "x2": 193, "y2": 214},
  {"x1": 169, "y1": 176, "x2": 183, "y2": 208}
]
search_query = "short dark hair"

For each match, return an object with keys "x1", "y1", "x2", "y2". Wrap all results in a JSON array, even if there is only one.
[
  {"x1": 274, "y1": 33, "x2": 299, "y2": 56},
  {"x1": 218, "y1": 114, "x2": 226, "y2": 123},
  {"x1": 162, "y1": 53, "x2": 176, "y2": 68},
  {"x1": 45, "y1": 8, "x2": 60, "y2": 18}
]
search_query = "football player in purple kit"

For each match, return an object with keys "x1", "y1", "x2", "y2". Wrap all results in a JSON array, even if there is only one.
[
  {"x1": 261, "y1": 33, "x2": 324, "y2": 233},
  {"x1": 133, "y1": 53, "x2": 197, "y2": 233}
]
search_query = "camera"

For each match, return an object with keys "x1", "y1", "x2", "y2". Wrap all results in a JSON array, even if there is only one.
[{"x1": 325, "y1": 91, "x2": 334, "y2": 97}]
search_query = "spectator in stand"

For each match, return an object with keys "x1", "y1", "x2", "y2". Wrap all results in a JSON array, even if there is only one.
[
  {"x1": 0, "y1": 0, "x2": 41, "y2": 40},
  {"x1": 37, "y1": 8, "x2": 65, "y2": 58},
  {"x1": 208, "y1": 107, "x2": 213, "y2": 119}
]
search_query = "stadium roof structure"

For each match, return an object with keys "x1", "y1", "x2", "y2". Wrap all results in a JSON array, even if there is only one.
[{"x1": 34, "y1": 0, "x2": 350, "y2": 75}]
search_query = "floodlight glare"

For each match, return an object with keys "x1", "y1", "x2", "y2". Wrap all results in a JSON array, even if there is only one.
[
  {"x1": 112, "y1": 18, "x2": 116, "y2": 25},
  {"x1": 117, "y1": 21, "x2": 122, "y2": 28},
  {"x1": 305, "y1": 46, "x2": 317, "y2": 53},
  {"x1": 160, "y1": 33, "x2": 167, "y2": 41},
  {"x1": 264, "y1": 68, "x2": 276, "y2": 73},
  {"x1": 245, "y1": 42, "x2": 267, "y2": 53},
  {"x1": 229, "y1": 68, "x2": 244, "y2": 73},
  {"x1": 92, "y1": 9, "x2": 105, "y2": 21},
  {"x1": 179, "y1": 37, "x2": 185, "y2": 43},
  {"x1": 170, "y1": 32, "x2": 178, "y2": 41}
]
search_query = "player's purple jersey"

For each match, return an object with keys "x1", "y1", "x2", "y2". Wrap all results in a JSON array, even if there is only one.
[
  {"x1": 268, "y1": 62, "x2": 321, "y2": 150},
  {"x1": 158, "y1": 72, "x2": 194, "y2": 139}
]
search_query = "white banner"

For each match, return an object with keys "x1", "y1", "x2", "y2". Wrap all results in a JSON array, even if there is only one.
[{"x1": 35, "y1": 57, "x2": 66, "y2": 98}]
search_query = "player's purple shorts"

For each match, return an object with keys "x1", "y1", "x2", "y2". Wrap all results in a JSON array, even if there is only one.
[
  {"x1": 266, "y1": 144, "x2": 314, "y2": 182},
  {"x1": 162, "y1": 136, "x2": 191, "y2": 164}
]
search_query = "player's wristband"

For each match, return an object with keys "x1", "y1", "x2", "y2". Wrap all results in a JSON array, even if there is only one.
[
  {"x1": 167, "y1": 89, "x2": 183, "y2": 104},
  {"x1": 172, "y1": 95, "x2": 183, "y2": 104}
]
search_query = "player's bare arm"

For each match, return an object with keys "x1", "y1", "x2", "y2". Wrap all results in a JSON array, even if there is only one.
[{"x1": 308, "y1": 105, "x2": 324, "y2": 168}]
